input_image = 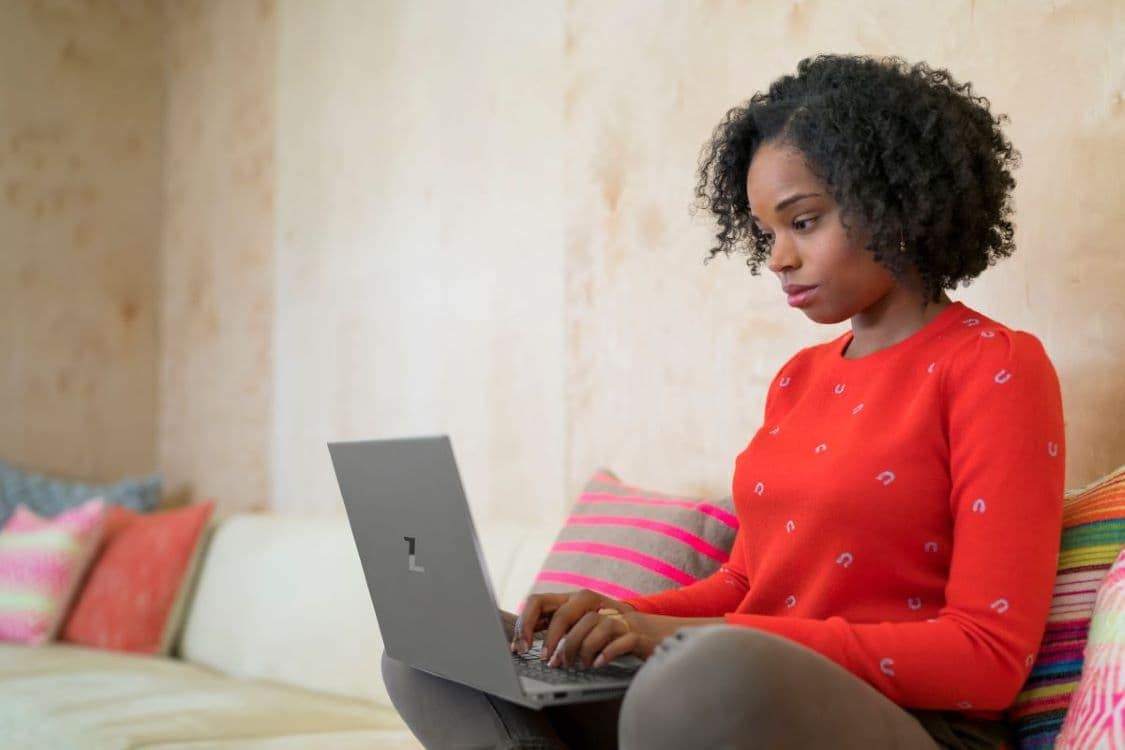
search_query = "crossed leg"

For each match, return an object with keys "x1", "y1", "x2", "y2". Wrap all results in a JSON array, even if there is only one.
[{"x1": 618, "y1": 624, "x2": 942, "y2": 750}]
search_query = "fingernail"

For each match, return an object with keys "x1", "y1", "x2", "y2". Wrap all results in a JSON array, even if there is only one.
[
  {"x1": 549, "y1": 637, "x2": 566, "y2": 667},
  {"x1": 593, "y1": 654, "x2": 606, "y2": 668}
]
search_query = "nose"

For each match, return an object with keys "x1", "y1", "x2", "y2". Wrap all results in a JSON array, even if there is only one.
[{"x1": 766, "y1": 234, "x2": 800, "y2": 275}]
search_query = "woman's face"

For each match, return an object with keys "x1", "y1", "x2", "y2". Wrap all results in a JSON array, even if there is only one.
[{"x1": 745, "y1": 140, "x2": 897, "y2": 325}]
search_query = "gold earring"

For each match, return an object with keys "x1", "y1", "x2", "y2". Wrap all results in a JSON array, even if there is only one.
[{"x1": 899, "y1": 231, "x2": 906, "y2": 253}]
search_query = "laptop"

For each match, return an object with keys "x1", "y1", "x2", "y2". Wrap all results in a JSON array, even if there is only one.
[{"x1": 328, "y1": 435, "x2": 641, "y2": 709}]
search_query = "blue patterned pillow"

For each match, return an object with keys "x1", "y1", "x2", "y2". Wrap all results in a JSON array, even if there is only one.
[{"x1": 0, "y1": 459, "x2": 161, "y2": 527}]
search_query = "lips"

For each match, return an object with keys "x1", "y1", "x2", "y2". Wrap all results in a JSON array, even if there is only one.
[{"x1": 782, "y1": 284, "x2": 818, "y2": 308}]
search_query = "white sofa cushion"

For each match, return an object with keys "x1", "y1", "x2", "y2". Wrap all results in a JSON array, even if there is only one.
[
  {"x1": 180, "y1": 513, "x2": 393, "y2": 706},
  {"x1": 0, "y1": 643, "x2": 420, "y2": 750},
  {"x1": 178, "y1": 511, "x2": 562, "y2": 706}
]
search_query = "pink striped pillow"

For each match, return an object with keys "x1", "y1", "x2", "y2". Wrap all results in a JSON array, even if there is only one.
[
  {"x1": 526, "y1": 469, "x2": 738, "y2": 604},
  {"x1": 0, "y1": 498, "x2": 106, "y2": 645}
]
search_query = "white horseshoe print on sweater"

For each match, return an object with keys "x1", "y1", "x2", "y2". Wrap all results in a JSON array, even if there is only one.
[
  {"x1": 879, "y1": 658, "x2": 895, "y2": 677},
  {"x1": 836, "y1": 552, "x2": 853, "y2": 567},
  {"x1": 834, "y1": 383, "x2": 846, "y2": 395},
  {"x1": 927, "y1": 361, "x2": 936, "y2": 374},
  {"x1": 814, "y1": 443, "x2": 828, "y2": 454},
  {"x1": 780, "y1": 377, "x2": 791, "y2": 388},
  {"x1": 876, "y1": 470, "x2": 896, "y2": 486},
  {"x1": 1048, "y1": 441, "x2": 1059, "y2": 457},
  {"x1": 785, "y1": 595, "x2": 797, "y2": 608},
  {"x1": 963, "y1": 318, "x2": 980, "y2": 327},
  {"x1": 972, "y1": 498, "x2": 987, "y2": 513},
  {"x1": 981, "y1": 330, "x2": 995, "y2": 338},
  {"x1": 957, "y1": 701, "x2": 973, "y2": 710},
  {"x1": 994, "y1": 369, "x2": 1013, "y2": 384},
  {"x1": 754, "y1": 482, "x2": 765, "y2": 496},
  {"x1": 907, "y1": 597, "x2": 922, "y2": 610},
  {"x1": 768, "y1": 426, "x2": 781, "y2": 436},
  {"x1": 852, "y1": 403, "x2": 864, "y2": 415},
  {"x1": 924, "y1": 541, "x2": 939, "y2": 553},
  {"x1": 785, "y1": 520, "x2": 795, "y2": 533},
  {"x1": 991, "y1": 598, "x2": 1010, "y2": 614}
]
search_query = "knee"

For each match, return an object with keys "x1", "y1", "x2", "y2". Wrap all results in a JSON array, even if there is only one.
[
  {"x1": 380, "y1": 649, "x2": 408, "y2": 701},
  {"x1": 618, "y1": 625, "x2": 797, "y2": 750}
]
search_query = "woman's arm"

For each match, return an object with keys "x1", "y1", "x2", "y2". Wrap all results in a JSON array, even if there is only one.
[{"x1": 616, "y1": 525, "x2": 751, "y2": 617}]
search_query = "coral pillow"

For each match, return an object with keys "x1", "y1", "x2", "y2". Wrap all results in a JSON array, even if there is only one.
[
  {"x1": 525, "y1": 469, "x2": 738, "y2": 605},
  {"x1": 0, "y1": 498, "x2": 106, "y2": 645},
  {"x1": 1055, "y1": 544, "x2": 1125, "y2": 748},
  {"x1": 1008, "y1": 465, "x2": 1125, "y2": 749},
  {"x1": 60, "y1": 501, "x2": 215, "y2": 655}
]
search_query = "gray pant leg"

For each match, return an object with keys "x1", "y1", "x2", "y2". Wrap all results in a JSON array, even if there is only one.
[
  {"x1": 381, "y1": 650, "x2": 568, "y2": 749},
  {"x1": 618, "y1": 625, "x2": 942, "y2": 750}
]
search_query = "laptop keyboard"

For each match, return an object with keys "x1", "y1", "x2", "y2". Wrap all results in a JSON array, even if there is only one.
[{"x1": 512, "y1": 639, "x2": 639, "y2": 684}]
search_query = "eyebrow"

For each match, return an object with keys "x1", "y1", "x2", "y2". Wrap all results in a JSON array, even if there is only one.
[{"x1": 748, "y1": 192, "x2": 822, "y2": 220}]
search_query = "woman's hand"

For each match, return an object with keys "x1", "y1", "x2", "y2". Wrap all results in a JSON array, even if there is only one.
[
  {"x1": 546, "y1": 607, "x2": 666, "y2": 669},
  {"x1": 511, "y1": 589, "x2": 635, "y2": 657},
  {"x1": 543, "y1": 606, "x2": 730, "y2": 670}
]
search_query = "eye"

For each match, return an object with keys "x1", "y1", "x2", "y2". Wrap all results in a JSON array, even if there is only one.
[{"x1": 793, "y1": 216, "x2": 818, "y2": 232}]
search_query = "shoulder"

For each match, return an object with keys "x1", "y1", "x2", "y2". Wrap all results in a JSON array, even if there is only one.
[
  {"x1": 937, "y1": 307, "x2": 1059, "y2": 397},
  {"x1": 761, "y1": 334, "x2": 847, "y2": 416},
  {"x1": 769, "y1": 334, "x2": 844, "y2": 384}
]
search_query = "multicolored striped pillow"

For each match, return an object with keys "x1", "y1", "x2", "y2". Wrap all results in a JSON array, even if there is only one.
[
  {"x1": 0, "y1": 498, "x2": 107, "y2": 645},
  {"x1": 1007, "y1": 465, "x2": 1125, "y2": 749},
  {"x1": 525, "y1": 469, "x2": 738, "y2": 605},
  {"x1": 1055, "y1": 544, "x2": 1125, "y2": 747}
]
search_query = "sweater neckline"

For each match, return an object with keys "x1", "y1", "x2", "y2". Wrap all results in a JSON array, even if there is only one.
[{"x1": 833, "y1": 301, "x2": 967, "y2": 365}]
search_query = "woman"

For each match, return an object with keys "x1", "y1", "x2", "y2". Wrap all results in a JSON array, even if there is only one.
[{"x1": 383, "y1": 53, "x2": 1064, "y2": 750}]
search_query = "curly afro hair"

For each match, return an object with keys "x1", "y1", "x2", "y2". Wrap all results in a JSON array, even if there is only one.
[{"x1": 695, "y1": 53, "x2": 1021, "y2": 302}]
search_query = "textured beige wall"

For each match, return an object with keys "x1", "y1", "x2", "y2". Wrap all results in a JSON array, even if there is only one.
[
  {"x1": 159, "y1": 0, "x2": 275, "y2": 510},
  {"x1": 0, "y1": 0, "x2": 163, "y2": 481},
  {"x1": 272, "y1": 0, "x2": 566, "y2": 519},
  {"x1": 14, "y1": 0, "x2": 1115, "y2": 518}
]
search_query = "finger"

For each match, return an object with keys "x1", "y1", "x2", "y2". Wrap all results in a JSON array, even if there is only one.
[
  {"x1": 550, "y1": 611, "x2": 601, "y2": 669},
  {"x1": 577, "y1": 617, "x2": 625, "y2": 670},
  {"x1": 514, "y1": 594, "x2": 565, "y2": 652},
  {"x1": 593, "y1": 633, "x2": 650, "y2": 668},
  {"x1": 542, "y1": 590, "x2": 599, "y2": 662}
]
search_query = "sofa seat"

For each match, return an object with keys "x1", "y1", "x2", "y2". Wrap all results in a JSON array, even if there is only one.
[{"x1": 0, "y1": 643, "x2": 421, "y2": 750}]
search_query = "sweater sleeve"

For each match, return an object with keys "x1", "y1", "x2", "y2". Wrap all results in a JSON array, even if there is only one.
[
  {"x1": 619, "y1": 526, "x2": 750, "y2": 616},
  {"x1": 724, "y1": 329, "x2": 1066, "y2": 711}
]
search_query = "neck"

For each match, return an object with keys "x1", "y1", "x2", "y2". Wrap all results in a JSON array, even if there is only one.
[{"x1": 844, "y1": 288, "x2": 953, "y2": 359}]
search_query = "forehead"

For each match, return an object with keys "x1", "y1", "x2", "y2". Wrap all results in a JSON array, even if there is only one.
[{"x1": 746, "y1": 143, "x2": 824, "y2": 213}]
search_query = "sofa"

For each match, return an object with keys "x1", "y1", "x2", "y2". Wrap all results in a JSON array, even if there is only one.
[
  {"x1": 0, "y1": 510, "x2": 562, "y2": 750},
  {"x1": 3, "y1": 462, "x2": 1122, "y2": 749}
]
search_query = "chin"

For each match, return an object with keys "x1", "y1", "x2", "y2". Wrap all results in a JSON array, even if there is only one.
[{"x1": 803, "y1": 307, "x2": 850, "y2": 325}]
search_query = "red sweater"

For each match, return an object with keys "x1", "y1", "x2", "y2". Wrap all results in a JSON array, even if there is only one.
[{"x1": 621, "y1": 302, "x2": 1065, "y2": 721}]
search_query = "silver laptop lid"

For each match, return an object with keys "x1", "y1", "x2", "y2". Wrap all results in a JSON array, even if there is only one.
[{"x1": 328, "y1": 436, "x2": 526, "y2": 702}]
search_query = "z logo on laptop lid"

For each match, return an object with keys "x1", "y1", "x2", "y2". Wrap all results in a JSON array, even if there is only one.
[{"x1": 403, "y1": 536, "x2": 425, "y2": 573}]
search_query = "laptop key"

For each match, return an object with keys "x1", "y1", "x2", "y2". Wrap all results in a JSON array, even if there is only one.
[{"x1": 513, "y1": 653, "x2": 638, "y2": 683}]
